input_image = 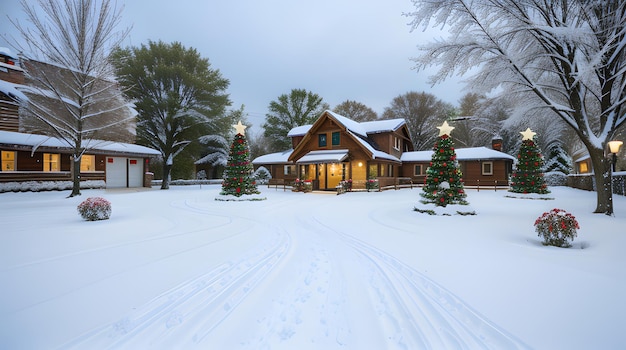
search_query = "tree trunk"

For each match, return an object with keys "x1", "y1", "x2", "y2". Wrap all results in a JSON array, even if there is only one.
[
  {"x1": 69, "y1": 156, "x2": 81, "y2": 197},
  {"x1": 161, "y1": 162, "x2": 171, "y2": 190},
  {"x1": 589, "y1": 147, "x2": 613, "y2": 215}
]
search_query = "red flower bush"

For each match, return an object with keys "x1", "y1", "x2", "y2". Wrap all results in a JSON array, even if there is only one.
[
  {"x1": 534, "y1": 208, "x2": 579, "y2": 247},
  {"x1": 77, "y1": 197, "x2": 112, "y2": 221}
]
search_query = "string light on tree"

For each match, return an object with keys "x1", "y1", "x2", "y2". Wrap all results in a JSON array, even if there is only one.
[
  {"x1": 219, "y1": 121, "x2": 261, "y2": 198},
  {"x1": 510, "y1": 128, "x2": 550, "y2": 194},
  {"x1": 420, "y1": 121, "x2": 468, "y2": 207}
]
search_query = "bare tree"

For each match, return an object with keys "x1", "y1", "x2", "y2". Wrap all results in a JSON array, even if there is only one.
[
  {"x1": 408, "y1": 0, "x2": 626, "y2": 215},
  {"x1": 333, "y1": 100, "x2": 378, "y2": 121},
  {"x1": 382, "y1": 91, "x2": 452, "y2": 151},
  {"x1": 7, "y1": 0, "x2": 132, "y2": 197}
]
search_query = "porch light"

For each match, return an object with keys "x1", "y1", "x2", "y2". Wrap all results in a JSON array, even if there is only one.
[{"x1": 358, "y1": 162, "x2": 363, "y2": 167}]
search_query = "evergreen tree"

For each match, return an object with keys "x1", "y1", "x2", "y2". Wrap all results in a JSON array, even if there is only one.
[
  {"x1": 221, "y1": 122, "x2": 260, "y2": 197},
  {"x1": 544, "y1": 142, "x2": 572, "y2": 174},
  {"x1": 510, "y1": 129, "x2": 550, "y2": 194},
  {"x1": 420, "y1": 122, "x2": 468, "y2": 207}
]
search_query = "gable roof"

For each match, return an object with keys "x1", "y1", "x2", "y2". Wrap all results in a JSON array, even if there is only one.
[
  {"x1": 401, "y1": 146, "x2": 515, "y2": 162},
  {"x1": 287, "y1": 110, "x2": 402, "y2": 163}
]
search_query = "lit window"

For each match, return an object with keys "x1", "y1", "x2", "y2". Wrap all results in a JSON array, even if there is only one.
[
  {"x1": 80, "y1": 154, "x2": 96, "y2": 172},
  {"x1": 394, "y1": 137, "x2": 401, "y2": 150},
  {"x1": 482, "y1": 161, "x2": 493, "y2": 175},
  {"x1": 579, "y1": 162, "x2": 588, "y2": 173},
  {"x1": 332, "y1": 132, "x2": 340, "y2": 146},
  {"x1": 1, "y1": 151, "x2": 16, "y2": 171},
  {"x1": 43, "y1": 153, "x2": 60, "y2": 172},
  {"x1": 318, "y1": 134, "x2": 327, "y2": 147}
]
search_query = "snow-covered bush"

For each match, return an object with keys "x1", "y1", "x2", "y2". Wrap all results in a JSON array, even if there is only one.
[
  {"x1": 77, "y1": 197, "x2": 112, "y2": 221},
  {"x1": 544, "y1": 171, "x2": 567, "y2": 187},
  {"x1": 253, "y1": 166, "x2": 271, "y2": 185},
  {"x1": 534, "y1": 208, "x2": 579, "y2": 247}
]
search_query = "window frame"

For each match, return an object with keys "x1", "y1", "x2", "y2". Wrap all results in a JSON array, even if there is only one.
[
  {"x1": 331, "y1": 131, "x2": 340, "y2": 146},
  {"x1": 43, "y1": 153, "x2": 60, "y2": 172},
  {"x1": 80, "y1": 154, "x2": 96, "y2": 172},
  {"x1": 414, "y1": 164, "x2": 423, "y2": 176},
  {"x1": 482, "y1": 161, "x2": 494, "y2": 175},
  {"x1": 1, "y1": 150, "x2": 16, "y2": 171},
  {"x1": 318, "y1": 133, "x2": 327, "y2": 147}
]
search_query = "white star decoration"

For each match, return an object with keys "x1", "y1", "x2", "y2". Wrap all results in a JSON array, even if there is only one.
[
  {"x1": 520, "y1": 128, "x2": 536, "y2": 140},
  {"x1": 437, "y1": 121, "x2": 455, "y2": 137},
  {"x1": 233, "y1": 121, "x2": 247, "y2": 135}
]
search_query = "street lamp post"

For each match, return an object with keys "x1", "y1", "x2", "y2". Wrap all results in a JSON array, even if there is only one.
[{"x1": 607, "y1": 140, "x2": 623, "y2": 216}]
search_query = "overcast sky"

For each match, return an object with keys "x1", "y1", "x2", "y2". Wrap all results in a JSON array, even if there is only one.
[{"x1": 0, "y1": 0, "x2": 466, "y2": 131}]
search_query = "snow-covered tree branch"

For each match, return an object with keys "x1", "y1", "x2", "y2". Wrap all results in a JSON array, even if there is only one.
[{"x1": 407, "y1": 0, "x2": 626, "y2": 214}]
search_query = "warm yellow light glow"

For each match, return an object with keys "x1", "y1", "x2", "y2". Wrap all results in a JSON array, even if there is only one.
[
  {"x1": 358, "y1": 162, "x2": 363, "y2": 167},
  {"x1": 580, "y1": 163, "x2": 588, "y2": 173},
  {"x1": 608, "y1": 140, "x2": 623, "y2": 154}
]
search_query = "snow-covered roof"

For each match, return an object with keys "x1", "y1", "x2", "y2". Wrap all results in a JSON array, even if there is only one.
[
  {"x1": 0, "y1": 47, "x2": 16, "y2": 59},
  {"x1": 401, "y1": 147, "x2": 515, "y2": 162},
  {"x1": 360, "y1": 118, "x2": 405, "y2": 133},
  {"x1": 326, "y1": 110, "x2": 367, "y2": 137},
  {"x1": 0, "y1": 79, "x2": 27, "y2": 101},
  {"x1": 287, "y1": 125, "x2": 312, "y2": 137},
  {"x1": 347, "y1": 130, "x2": 400, "y2": 162},
  {"x1": 252, "y1": 149, "x2": 293, "y2": 164},
  {"x1": 0, "y1": 130, "x2": 160, "y2": 156},
  {"x1": 296, "y1": 149, "x2": 349, "y2": 164}
]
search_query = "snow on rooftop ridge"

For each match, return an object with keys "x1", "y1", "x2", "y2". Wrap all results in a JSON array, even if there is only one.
[
  {"x1": 0, "y1": 47, "x2": 16, "y2": 58},
  {"x1": 361, "y1": 118, "x2": 405, "y2": 133},
  {"x1": 401, "y1": 147, "x2": 515, "y2": 162},
  {"x1": 252, "y1": 149, "x2": 293, "y2": 164},
  {"x1": 326, "y1": 110, "x2": 367, "y2": 137},
  {"x1": 287, "y1": 125, "x2": 312, "y2": 137}
]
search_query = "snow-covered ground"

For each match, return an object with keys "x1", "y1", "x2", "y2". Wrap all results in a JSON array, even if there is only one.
[{"x1": 1, "y1": 185, "x2": 624, "y2": 349}]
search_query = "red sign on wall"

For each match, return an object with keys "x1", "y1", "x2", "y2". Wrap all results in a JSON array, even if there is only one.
[
  {"x1": 107, "y1": 158, "x2": 113, "y2": 163},
  {"x1": 129, "y1": 159, "x2": 137, "y2": 165}
]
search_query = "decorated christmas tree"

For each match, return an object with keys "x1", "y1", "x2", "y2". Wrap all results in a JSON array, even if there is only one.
[
  {"x1": 510, "y1": 128, "x2": 550, "y2": 194},
  {"x1": 220, "y1": 121, "x2": 261, "y2": 197},
  {"x1": 420, "y1": 121, "x2": 468, "y2": 207}
]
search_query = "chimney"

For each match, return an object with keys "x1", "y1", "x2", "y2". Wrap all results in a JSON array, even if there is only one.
[{"x1": 492, "y1": 137, "x2": 503, "y2": 151}]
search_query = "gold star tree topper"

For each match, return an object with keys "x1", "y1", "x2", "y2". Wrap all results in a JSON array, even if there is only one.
[
  {"x1": 520, "y1": 128, "x2": 536, "y2": 140},
  {"x1": 437, "y1": 121, "x2": 455, "y2": 136},
  {"x1": 233, "y1": 120, "x2": 247, "y2": 135}
]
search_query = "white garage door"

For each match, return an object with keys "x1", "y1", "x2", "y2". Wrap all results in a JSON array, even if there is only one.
[
  {"x1": 105, "y1": 157, "x2": 144, "y2": 188},
  {"x1": 128, "y1": 158, "x2": 143, "y2": 187}
]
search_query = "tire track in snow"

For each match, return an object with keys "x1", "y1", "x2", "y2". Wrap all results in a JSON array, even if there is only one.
[
  {"x1": 61, "y1": 231, "x2": 291, "y2": 349},
  {"x1": 312, "y1": 217, "x2": 530, "y2": 350}
]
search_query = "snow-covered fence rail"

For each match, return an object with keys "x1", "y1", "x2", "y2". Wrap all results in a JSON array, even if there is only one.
[{"x1": 567, "y1": 173, "x2": 626, "y2": 196}]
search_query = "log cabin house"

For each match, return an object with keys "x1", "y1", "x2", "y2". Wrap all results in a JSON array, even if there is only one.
[
  {"x1": 253, "y1": 110, "x2": 515, "y2": 191},
  {"x1": 0, "y1": 48, "x2": 160, "y2": 189}
]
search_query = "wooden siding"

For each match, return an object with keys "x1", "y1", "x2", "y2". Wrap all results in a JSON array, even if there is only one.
[
  {"x1": 401, "y1": 159, "x2": 512, "y2": 187},
  {"x1": 0, "y1": 95, "x2": 19, "y2": 132}
]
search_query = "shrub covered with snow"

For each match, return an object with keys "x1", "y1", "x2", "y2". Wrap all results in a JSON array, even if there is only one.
[
  {"x1": 253, "y1": 166, "x2": 271, "y2": 185},
  {"x1": 544, "y1": 171, "x2": 568, "y2": 187},
  {"x1": 0, "y1": 180, "x2": 106, "y2": 193},
  {"x1": 534, "y1": 208, "x2": 579, "y2": 247},
  {"x1": 77, "y1": 197, "x2": 112, "y2": 221}
]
